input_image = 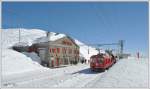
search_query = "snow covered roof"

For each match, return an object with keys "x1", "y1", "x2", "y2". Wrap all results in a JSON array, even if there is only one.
[
  {"x1": 33, "y1": 32, "x2": 66, "y2": 43},
  {"x1": 47, "y1": 32, "x2": 66, "y2": 41},
  {"x1": 13, "y1": 42, "x2": 31, "y2": 47}
]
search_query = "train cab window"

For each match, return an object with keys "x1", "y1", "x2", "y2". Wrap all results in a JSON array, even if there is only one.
[{"x1": 97, "y1": 58, "x2": 103, "y2": 63}]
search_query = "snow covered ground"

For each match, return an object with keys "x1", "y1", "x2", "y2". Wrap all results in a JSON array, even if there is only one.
[
  {"x1": 2, "y1": 58, "x2": 148, "y2": 88},
  {"x1": 1, "y1": 28, "x2": 149, "y2": 88},
  {"x1": 2, "y1": 64, "x2": 102, "y2": 88},
  {"x1": 85, "y1": 58, "x2": 148, "y2": 88}
]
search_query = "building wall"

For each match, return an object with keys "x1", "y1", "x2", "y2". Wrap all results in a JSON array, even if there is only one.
[
  {"x1": 47, "y1": 37, "x2": 79, "y2": 67},
  {"x1": 37, "y1": 36, "x2": 79, "y2": 67}
]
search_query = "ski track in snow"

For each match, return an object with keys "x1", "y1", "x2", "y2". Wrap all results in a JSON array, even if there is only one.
[{"x1": 53, "y1": 71, "x2": 104, "y2": 88}]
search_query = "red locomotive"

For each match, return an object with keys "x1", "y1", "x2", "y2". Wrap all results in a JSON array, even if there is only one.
[{"x1": 90, "y1": 51, "x2": 116, "y2": 71}]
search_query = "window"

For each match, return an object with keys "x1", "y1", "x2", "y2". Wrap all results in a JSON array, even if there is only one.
[
  {"x1": 74, "y1": 50, "x2": 76, "y2": 54},
  {"x1": 62, "y1": 48, "x2": 66, "y2": 54},
  {"x1": 69, "y1": 49, "x2": 72, "y2": 54},
  {"x1": 52, "y1": 48, "x2": 56, "y2": 53}
]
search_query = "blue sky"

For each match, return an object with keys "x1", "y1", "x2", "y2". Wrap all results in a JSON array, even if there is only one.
[{"x1": 2, "y1": 2, "x2": 148, "y2": 55}]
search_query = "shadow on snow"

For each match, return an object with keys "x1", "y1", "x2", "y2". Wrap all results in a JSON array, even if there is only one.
[{"x1": 71, "y1": 68, "x2": 104, "y2": 75}]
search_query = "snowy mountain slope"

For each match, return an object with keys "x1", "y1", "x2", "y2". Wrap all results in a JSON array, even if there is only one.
[
  {"x1": 74, "y1": 39, "x2": 99, "y2": 60},
  {"x1": 2, "y1": 28, "x2": 46, "y2": 48}
]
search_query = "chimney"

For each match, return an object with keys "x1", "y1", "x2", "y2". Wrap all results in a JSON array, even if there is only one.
[{"x1": 46, "y1": 31, "x2": 53, "y2": 41}]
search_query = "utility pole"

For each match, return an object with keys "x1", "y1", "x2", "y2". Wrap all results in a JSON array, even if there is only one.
[
  {"x1": 88, "y1": 45, "x2": 89, "y2": 54},
  {"x1": 19, "y1": 28, "x2": 21, "y2": 43},
  {"x1": 118, "y1": 40, "x2": 124, "y2": 58}
]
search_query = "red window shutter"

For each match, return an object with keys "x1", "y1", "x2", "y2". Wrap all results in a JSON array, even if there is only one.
[{"x1": 49, "y1": 48, "x2": 51, "y2": 53}]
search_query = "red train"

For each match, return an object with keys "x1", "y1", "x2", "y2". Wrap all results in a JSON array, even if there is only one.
[{"x1": 90, "y1": 52, "x2": 116, "y2": 71}]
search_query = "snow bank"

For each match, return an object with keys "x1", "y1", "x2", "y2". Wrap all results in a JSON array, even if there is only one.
[
  {"x1": 1, "y1": 28, "x2": 48, "y2": 76},
  {"x1": 74, "y1": 39, "x2": 99, "y2": 60},
  {"x1": 91, "y1": 58, "x2": 148, "y2": 88},
  {"x1": 22, "y1": 52, "x2": 41, "y2": 64},
  {"x1": 2, "y1": 49, "x2": 46, "y2": 76}
]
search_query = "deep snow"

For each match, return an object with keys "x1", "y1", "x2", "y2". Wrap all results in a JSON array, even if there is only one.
[
  {"x1": 2, "y1": 29, "x2": 48, "y2": 76},
  {"x1": 2, "y1": 49, "x2": 47, "y2": 76},
  {"x1": 22, "y1": 52, "x2": 41, "y2": 64},
  {"x1": 1, "y1": 28, "x2": 148, "y2": 88}
]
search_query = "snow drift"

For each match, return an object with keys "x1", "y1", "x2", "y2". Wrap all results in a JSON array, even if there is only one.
[
  {"x1": 22, "y1": 52, "x2": 41, "y2": 64},
  {"x1": 2, "y1": 28, "x2": 47, "y2": 76},
  {"x1": 2, "y1": 49, "x2": 46, "y2": 76}
]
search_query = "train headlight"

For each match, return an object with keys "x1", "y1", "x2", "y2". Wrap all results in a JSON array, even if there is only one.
[{"x1": 96, "y1": 63, "x2": 99, "y2": 66}]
